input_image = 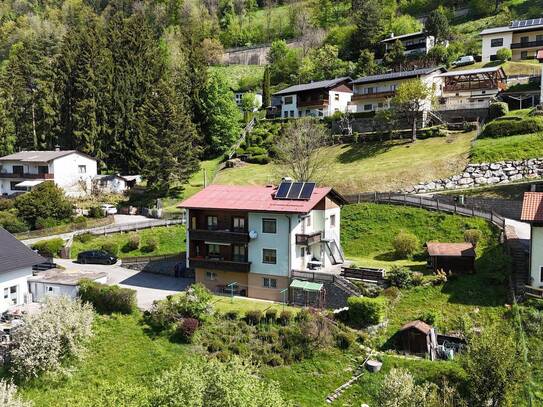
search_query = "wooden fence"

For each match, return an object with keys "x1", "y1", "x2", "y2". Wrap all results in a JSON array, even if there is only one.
[
  {"x1": 85, "y1": 218, "x2": 184, "y2": 237},
  {"x1": 343, "y1": 192, "x2": 506, "y2": 230},
  {"x1": 341, "y1": 267, "x2": 386, "y2": 285},
  {"x1": 15, "y1": 216, "x2": 114, "y2": 240}
]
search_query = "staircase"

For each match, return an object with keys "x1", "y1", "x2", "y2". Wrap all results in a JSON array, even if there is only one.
[
  {"x1": 425, "y1": 110, "x2": 447, "y2": 126},
  {"x1": 227, "y1": 117, "x2": 256, "y2": 160},
  {"x1": 323, "y1": 230, "x2": 345, "y2": 265}
]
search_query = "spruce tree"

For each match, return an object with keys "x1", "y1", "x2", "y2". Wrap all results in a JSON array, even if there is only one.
[{"x1": 262, "y1": 65, "x2": 271, "y2": 108}]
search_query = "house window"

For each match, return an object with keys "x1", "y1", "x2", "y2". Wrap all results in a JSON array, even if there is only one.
[
  {"x1": 365, "y1": 87, "x2": 374, "y2": 95},
  {"x1": 520, "y1": 36, "x2": 529, "y2": 44},
  {"x1": 283, "y1": 111, "x2": 288, "y2": 118},
  {"x1": 12, "y1": 165, "x2": 23, "y2": 175},
  {"x1": 10, "y1": 182, "x2": 27, "y2": 191},
  {"x1": 78, "y1": 165, "x2": 86, "y2": 174},
  {"x1": 305, "y1": 109, "x2": 310, "y2": 115},
  {"x1": 263, "y1": 278, "x2": 277, "y2": 288},
  {"x1": 263, "y1": 249, "x2": 277, "y2": 264},
  {"x1": 262, "y1": 218, "x2": 277, "y2": 234},
  {"x1": 489, "y1": 54, "x2": 498, "y2": 61},
  {"x1": 363, "y1": 104, "x2": 373, "y2": 111},
  {"x1": 233, "y1": 244, "x2": 246, "y2": 262},
  {"x1": 205, "y1": 271, "x2": 217, "y2": 281},
  {"x1": 207, "y1": 216, "x2": 218, "y2": 230},
  {"x1": 9, "y1": 285, "x2": 17, "y2": 305},
  {"x1": 298, "y1": 111, "x2": 302, "y2": 117},
  {"x1": 490, "y1": 38, "x2": 503, "y2": 47},
  {"x1": 330, "y1": 214, "x2": 336, "y2": 227},
  {"x1": 38, "y1": 166, "x2": 48, "y2": 174},
  {"x1": 318, "y1": 110, "x2": 323, "y2": 117},
  {"x1": 319, "y1": 94, "x2": 324, "y2": 101},
  {"x1": 377, "y1": 102, "x2": 384, "y2": 108},
  {"x1": 537, "y1": 35, "x2": 543, "y2": 42},
  {"x1": 3, "y1": 288, "x2": 8, "y2": 299},
  {"x1": 284, "y1": 96, "x2": 293, "y2": 104},
  {"x1": 233, "y1": 217, "x2": 245, "y2": 231},
  {"x1": 521, "y1": 51, "x2": 528, "y2": 59},
  {"x1": 206, "y1": 244, "x2": 221, "y2": 257},
  {"x1": 301, "y1": 247, "x2": 305, "y2": 257},
  {"x1": 334, "y1": 93, "x2": 340, "y2": 101},
  {"x1": 306, "y1": 215, "x2": 311, "y2": 227},
  {"x1": 191, "y1": 216, "x2": 197, "y2": 230}
]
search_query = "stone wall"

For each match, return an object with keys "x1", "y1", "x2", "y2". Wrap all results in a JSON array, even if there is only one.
[
  {"x1": 404, "y1": 158, "x2": 543, "y2": 194},
  {"x1": 429, "y1": 195, "x2": 523, "y2": 220}
]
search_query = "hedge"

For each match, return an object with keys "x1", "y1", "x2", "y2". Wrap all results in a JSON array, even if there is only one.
[
  {"x1": 78, "y1": 279, "x2": 137, "y2": 314},
  {"x1": 480, "y1": 117, "x2": 543, "y2": 138},
  {"x1": 31, "y1": 238, "x2": 65, "y2": 258},
  {"x1": 347, "y1": 296, "x2": 386, "y2": 326}
]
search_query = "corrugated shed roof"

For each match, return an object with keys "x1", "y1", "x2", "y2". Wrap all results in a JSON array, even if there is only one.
[
  {"x1": 0, "y1": 150, "x2": 95, "y2": 163},
  {"x1": 439, "y1": 66, "x2": 506, "y2": 77},
  {"x1": 28, "y1": 269, "x2": 107, "y2": 285},
  {"x1": 273, "y1": 77, "x2": 351, "y2": 96},
  {"x1": 381, "y1": 31, "x2": 427, "y2": 42},
  {"x1": 352, "y1": 67, "x2": 446, "y2": 84},
  {"x1": 426, "y1": 242, "x2": 476, "y2": 257},
  {"x1": 400, "y1": 320, "x2": 432, "y2": 334},
  {"x1": 178, "y1": 184, "x2": 344, "y2": 213},
  {"x1": 521, "y1": 192, "x2": 543, "y2": 222},
  {"x1": 0, "y1": 228, "x2": 46, "y2": 274}
]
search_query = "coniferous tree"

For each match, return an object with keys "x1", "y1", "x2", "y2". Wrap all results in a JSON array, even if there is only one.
[{"x1": 262, "y1": 65, "x2": 271, "y2": 108}]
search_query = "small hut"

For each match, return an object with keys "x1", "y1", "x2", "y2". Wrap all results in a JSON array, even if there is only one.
[
  {"x1": 289, "y1": 279, "x2": 326, "y2": 308},
  {"x1": 426, "y1": 242, "x2": 476, "y2": 274},
  {"x1": 398, "y1": 320, "x2": 437, "y2": 359}
]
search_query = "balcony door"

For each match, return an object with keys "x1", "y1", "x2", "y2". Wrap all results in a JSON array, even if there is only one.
[
  {"x1": 12, "y1": 165, "x2": 23, "y2": 175},
  {"x1": 38, "y1": 166, "x2": 49, "y2": 174},
  {"x1": 233, "y1": 244, "x2": 247, "y2": 262}
]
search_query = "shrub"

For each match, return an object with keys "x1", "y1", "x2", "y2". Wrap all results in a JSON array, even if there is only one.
[
  {"x1": 245, "y1": 310, "x2": 263, "y2": 325},
  {"x1": 31, "y1": 238, "x2": 64, "y2": 258},
  {"x1": 89, "y1": 206, "x2": 105, "y2": 218},
  {"x1": 353, "y1": 281, "x2": 383, "y2": 297},
  {"x1": 101, "y1": 242, "x2": 119, "y2": 256},
  {"x1": 278, "y1": 310, "x2": 293, "y2": 325},
  {"x1": 480, "y1": 117, "x2": 543, "y2": 138},
  {"x1": 392, "y1": 231, "x2": 419, "y2": 258},
  {"x1": 224, "y1": 310, "x2": 239, "y2": 320},
  {"x1": 496, "y1": 47, "x2": 512, "y2": 61},
  {"x1": 9, "y1": 296, "x2": 94, "y2": 380},
  {"x1": 347, "y1": 296, "x2": 386, "y2": 326},
  {"x1": 464, "y1": 229, "x2": 482, "y2": 247},
  {"x1": 430, "y1": 269, "x2": 448, "y2": 285},
  {"x1": 176, "y1": 318, "x2": 199, "y2": 343},
  {"x1": 411, "y1": 272, "x2": 424, "y2": 287},
  {"x1": 382, "y1": 286, "x2": 401, "y2": 301},
  {"x1": 125, "y1": 233, "x2": 140, "y2": 251},
  {"x1": 335, "y1": 331, "x2": 355, "y2": 349},
  {"x1": 488, "y1": 102, "x2": 509, "y2": 120},
  {"x1": 73, "y1": 216, "x2": 88, "y2": 227},
  {"x1": 0, "y1": 211, "x2": 28, "y2": 233},
  {"x1": 0, "y1": 379, "x2": 31, "y2": 407},
  {"x1": 245, "y1": 146, "x2": 267, "y2": 156},
  {"x1": 76, "y1": 232, "x2": 94, "y2": 243},
  {"x1": 35, "y1": 216, "x2": 63, "y2": 230},
  {"x1": 265, "y1": 308, "x2": 278, "y2": 322},
  {"x1": 387, "y1": 265, "x2": 413, "y2": 289},
  {"x1": 418, "y1": 310, "x2": 440, "y2": 326},
  {"x1": 144, "y1": 237, "x2": 158, "y2": 252},
  {"x1": 0, "y1": 199, "x2": 14, "y2": 211},
  {"x1": 246, "y1": 154, "x2": 270, "y2": 164},
  {"x1": 78, "y1": 279, "x2": 137, "y2": 314}
]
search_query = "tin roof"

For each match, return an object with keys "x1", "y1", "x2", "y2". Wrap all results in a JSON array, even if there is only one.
[
  {"x1": 440, "y1": 66, "x2": 506, "y2": 77},
  {"x1": 426, "y1": 242, "x2": 476, "y2": 257},
  {"x1": 0, "y1": 150, "x2": 96, "y2": 163},
  {"x1": 0, "y1": 228, "x2": 46, "y2": 274},
  {"x1": 521, "y1": 192, "x2": 543, "y2": 222},
  {"x1": 352, "y1": 67, "x2": 446, "y2": 85},
  {"x1": 400, "y1": 320, "x2": 432, "y2": 334},
  {"x1": 381, "y1": 31, "x2": 428, "y2": 43},
  {"x1": 273, "y1": 77, "x2": 351, "y2": 96}
]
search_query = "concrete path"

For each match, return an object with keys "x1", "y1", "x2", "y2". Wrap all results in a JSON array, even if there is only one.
[
  {"x1": 505, "y1": 218, "x2": 530, "y2": 240},
  {"x1": 55, "y1": 258, "x2": 191, "y2": 309}
]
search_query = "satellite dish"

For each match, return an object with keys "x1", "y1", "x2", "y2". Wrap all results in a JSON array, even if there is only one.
[{"x1": 249, "y1": 230, "x2": 258, "y2": 239}]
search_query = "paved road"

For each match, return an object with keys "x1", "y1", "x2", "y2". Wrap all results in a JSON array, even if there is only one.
[{"x1": 55, "y1": 258, "x2": 191, "y2": 309}]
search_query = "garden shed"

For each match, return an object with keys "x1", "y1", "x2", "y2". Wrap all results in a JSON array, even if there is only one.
[
  {"x1": 397, "y1": 320, "x2": 437, "y2": 360},
  {"x1": 289, "y1": 279, "x2": 325, "y2": 308},
  {"x1": 426, "y1": 242, "x2": 476, "y2": 274}
]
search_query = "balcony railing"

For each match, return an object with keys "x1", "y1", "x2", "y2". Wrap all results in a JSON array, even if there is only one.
[
  {"x1": 511, "y1": 39, "x2": 543, "y2": 49},
  {"x1": 297, "y1": 99, "x2": 329, "y2": 108},
  {"x1": 0, "y1": 172, "x2": 54, "y2": 179},
  {"x1": 295, "y1": 232, "x2": 322, "y2": 245},
  {"x1": 525, "y1": 285, "x2": 543, "y2": 299},
  {"x1": 352, "y1": 91, "x2": 395, "y2": 100},
  {"x1": 189, "y1": 257, "x2": 251, "y2": 272},
  {"x1": 189, "y1": 229, "x2": 249, "y2": 243}
]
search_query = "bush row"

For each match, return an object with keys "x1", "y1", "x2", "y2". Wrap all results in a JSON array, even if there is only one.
[
  {"x1": 480, "y1": 117, "x2": 543, "y2": 138},
  {"x1": 78, "y1": 279, "x2": 137, "y2": 314},
  {"x1": 32, "y1": 238, "x2": 65, "y2": 258}
]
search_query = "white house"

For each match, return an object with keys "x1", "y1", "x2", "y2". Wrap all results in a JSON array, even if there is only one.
[
  {"x1": 381, "y1": 31, "x2": 444, "y2": 57},
  {"x1": 273, "y1": 77, "x2": 352, "y2": 118},
  {"x1": 480, "y1": 18, "x2": 543, "y2": 62},
  {"x1": 234, "y1": 90, "x2": 263, "y2": 111},
  {"x1": 521, "y1": 193, "x2": 543, "y2": 293},
  {"x1": 28, "y1": 269, "x2": 107, "y2": 302},
  {"x1": 0, "y1": 150, "x2": 97, "y2": 197},
  {"x1": 0, "y1": 228, "x2": 46, "y2": 313},
  {"x1": 179, "y1": 181, "x2": 346, "y2": 302}
]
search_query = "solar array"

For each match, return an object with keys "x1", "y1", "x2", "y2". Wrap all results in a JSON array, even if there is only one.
[
  {"x1": 510, "y1": 18, "x2": 543, "y2": 28},
  {"x1": 275, "y1": 181, "x2": 316, "y2": 200}
]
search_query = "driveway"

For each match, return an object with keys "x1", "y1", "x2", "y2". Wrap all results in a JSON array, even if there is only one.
[{"x1": 55, "y1": 258, "x2": 192, "y2": 309}]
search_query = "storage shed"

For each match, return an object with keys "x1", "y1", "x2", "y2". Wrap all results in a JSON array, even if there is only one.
[
  {"x1": 289, "y1": 279, "x2": 326, "y2": 308},
  {"x1": 426, "y1": 242, "x2": 476, "y2": 274},
  {"x1": 28, "y1": 269, "x2": 107, "y2": 302},
  {"x1": 398, "y1": 320, "x2": 437, "y2": 359}
]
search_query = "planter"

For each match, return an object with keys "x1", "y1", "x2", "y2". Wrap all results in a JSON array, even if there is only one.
[{"x1": 365, "y1": 359, "x2": 382, "y2": 373}]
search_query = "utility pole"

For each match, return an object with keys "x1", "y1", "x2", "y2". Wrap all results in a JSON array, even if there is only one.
[{"x1": 203, "y1": 168, "x2": 207, "y2": 188}]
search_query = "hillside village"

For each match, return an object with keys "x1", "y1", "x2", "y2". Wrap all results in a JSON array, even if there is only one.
[{"x1": 0, "y1": 0, "x2": 543, "y2": 405}]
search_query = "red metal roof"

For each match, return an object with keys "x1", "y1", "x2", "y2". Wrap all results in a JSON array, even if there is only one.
[
  {"x1": 521, "y1": 192, "x2": 543, "y2": 222},
  {"x1": 178, "y1": 184, "x2": 340, "y2": 213},
  {"x1": 426, "y1": 242, "x2": 476, "y2": 257}
]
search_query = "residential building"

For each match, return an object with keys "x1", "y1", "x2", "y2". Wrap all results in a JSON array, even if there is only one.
[
  {"x1": 381, "y1": 31, "x2": 443, "y2": 57},
  {"x1": 233, "y1": 90, "x2": 263, "y2": 111},
  {"x1": 435, "y1": 66, "x2": 507, "y2": 111},
  {"x1": 0, "y1": 150, "x2": 97, "y2": 197},
  {"x1": 521, "y1": 192, "x2": 543, "y2": 291},
  {"x1": 179, "y1": 182, "x2": 347, "y2": 302},
  {"x1": 273, "y1": 78, "x2": 352, "y2": 118},
  {"x1": 28, "y1": 269, "x2": 107, "y2": 302},
  {"x1": 0, "y1": 228, "x2": 45, "y2": 313},
  {"x1": 480, "y1": 17, "x2": 543, "y2": 62},
  {"x1": 349, "y1": 67, "x2": 446, "y2": 113},
  {"x1": 93, "y1": 174, "x2": 141, "y2": 194}
]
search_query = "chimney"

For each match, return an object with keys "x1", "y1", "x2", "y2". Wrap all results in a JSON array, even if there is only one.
[
  {"x1": 390, "y1": 32, "x2": 394, "y2": 38},
  {"x1": 54, "y1": 145, "x2": 60, "y2": 152}
]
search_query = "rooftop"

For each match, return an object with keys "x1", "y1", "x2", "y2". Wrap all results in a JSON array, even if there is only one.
[
  {"x1": 521, "y1": 192, "x2": 543, "y2": 222},
  {"x1": 0, "y1": 228, "x2": 46, "y2": 274},
  {"x1": 352, "y1": 67, "x2": 446, "y2": 85},
  {"x1": 273, "y1": 77, "x2": 351, "y2": 96},
  {"x1": 480, "y1": 17, "x2": 543, "y2": 35},
  {"x1": 178, "y1": 184, "x2": 346, "y2": 213},
  {"x1": 0, "y1": 150, "x2": 95, "y2": 163},
  {"x1": 28, "y1": 269, "x2": 107, "y2": 286},
  {"x1": 400, "y1": 320, "x2": 432, "y2": 334},
  {"x1": 381, "y1": 31, "x2": 428, "y2": 43},
  {"x1": 439, "y1": 66, "x2": 507, "y2": 77},
  {"x1": 426, "y1": 242, "x2": 476, "y2": 257}
]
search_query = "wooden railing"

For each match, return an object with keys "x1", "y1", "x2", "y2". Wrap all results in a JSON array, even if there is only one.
[
  {"x1": 189, "y1": 257, "x2": 251, "y2": 272},
  {"x1": 341, "y1": 266, "x2": 386, "y2": 282},
  {"x1": 295, "y1": 232, "x2": 322, "y2": 245},
  {"x1": 524, "y1": 285, "x2": 543, "y2": 299},
  {"x1": 16, "y1": 217, "x2": 114, "y2": 240},
  {"x1": 0, "y1": 172, "x2": 54, "y2": 179}
]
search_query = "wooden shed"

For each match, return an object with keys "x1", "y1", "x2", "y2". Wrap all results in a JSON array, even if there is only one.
[
  {"x1": 398, "y1": 320, "x2": 437, "y2": 359},
  {"x1": 426, "y1": 242, "x2": 476, "y2": 274}
]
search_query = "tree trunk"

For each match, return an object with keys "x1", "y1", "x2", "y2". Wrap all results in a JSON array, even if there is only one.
[{"x1": 411, "y1": 117, "x2": 417, "y2": 142}]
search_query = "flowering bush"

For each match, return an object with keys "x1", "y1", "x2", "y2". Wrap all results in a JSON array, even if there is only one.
[
  {"x1": 0, "y1": 380, "x2": 31, "y2": 407},
  {"x1": 176, "y1": 318, "x2": 199, "y2": 343},
  {"x1": 9, "y1": 296, "x2": 94, "y2": 380}
]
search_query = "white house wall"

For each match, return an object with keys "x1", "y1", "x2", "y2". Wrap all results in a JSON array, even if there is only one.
[
  {"x1": 327, "y1": 90, "x2": 352, "y2": 115},
  {"x1": 51, "y1": 153, "x2": 98, "y2": 197},
  {"x1": 0, "y1": 267, "x2": 32, "y2": 313},
  {"x1": 481, "y1": 32, "x2": 513, "y2": 62}
]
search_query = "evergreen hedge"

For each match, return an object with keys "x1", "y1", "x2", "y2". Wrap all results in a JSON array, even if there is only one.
[
  {"x1": 347, "y1": 296, "x2": 386, "y2": 326},
  {"x1": 480, "y1": 117, "x2": 543, "y2": 138},
  {"x1": 78, "y1": 279, "x2": 137, "y2": 314}
]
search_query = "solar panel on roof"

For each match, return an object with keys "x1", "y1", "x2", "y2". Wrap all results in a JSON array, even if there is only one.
[
  {"x1": 287, "y1": 182, "x2": 304, "y2": 199},
  {"x1": 511, "y1": 18, "x2": 543, "y2": 28},
  {"x1": 299, "y1": 182, "x2": 315, "y2": 200},
  {"x1": 275, "y1": 181, "x2": 292, "y2": 199}
]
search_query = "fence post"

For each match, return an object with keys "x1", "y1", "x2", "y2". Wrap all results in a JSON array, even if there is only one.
[
  {"x1": 358, "y1": 193, "x2": 361, "y2": 204},
  {"x1": 472, "y1": 207, "x2": 475, "y2": 217},
  {"x1": 436, "y1": 200, "x2": 439, "y2": 211},
  {"x1": 419, "y1": 196, "x2": 422, "y2": 208},
  {"x1": 404, "y1": 194, "x2": 407, "y2": 206}
]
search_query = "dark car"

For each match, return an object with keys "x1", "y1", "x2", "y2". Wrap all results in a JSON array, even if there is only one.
[{"x1": 77, "y1": 250, "x2": 117, "y2": 265}]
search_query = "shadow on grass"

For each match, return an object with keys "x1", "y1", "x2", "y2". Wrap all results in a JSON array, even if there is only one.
[{"x1": 336, "y1": 140, "x2": 401, "y2": 164}]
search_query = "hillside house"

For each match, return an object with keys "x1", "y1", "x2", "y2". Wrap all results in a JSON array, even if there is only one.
[
  {"x1": 0, "y1": 228, "x2": 45, "y2": 313},
  {"x1": 273, "y1": 78, "x2": 352, "y2": 118},
  {"x1": 0, "y1": 150, "x2": 97, "y2": 197},
  {"x1": 480, "y1": 18, "x2": 543, "y2": 62},
  {"x1": 381, "y1": 31, "x2": 443, "y2": 57},
  {"x1": 179, "y1": 181, "x2": 347, "y2": 302},
  {"x1": 435, "y1": 66, "x2": 507, "y2": 111},
  {"x1": 348, "y1": 67, "x2": 445, "y2": 113},
  {"x1": 233, "y1": 89, "x2": 263, "y2": 111},
  {"x1": 521, "y1": 192, "x2": 543, "y2": 295}
]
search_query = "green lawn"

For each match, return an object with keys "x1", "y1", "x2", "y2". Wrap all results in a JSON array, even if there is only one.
[
  {"x1": 214, "y1": 132, "x2": 475, "y2": 194},
  {"x1": 70, "y1": 225, "x2": 186, "y2": 258},
  {"x1": 211, "y1": 295, "x2": 298, "y2": 315},
  {"x1": 450, "y1": 60, "x2": 540, "y2": 76},
  {"x1": 470, "y1": 132, "x2": 543, "y2": 163},
  {"x1": 209, "y1": 65, "x2": 265, "y2": 89}
]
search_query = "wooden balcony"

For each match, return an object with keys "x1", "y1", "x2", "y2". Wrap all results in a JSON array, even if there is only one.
[
  {"x1": 525, "y1": 285, "x2": 543, "y2": 299},
  {"x1": 511, "y1": 39, "x2": 543, "y2": 49},
  {"x1": 0, "y1": 172, "x2": 54, "y2": 179},
  {"x1": 352, "y1": 91, "x2": 395, "y2": 100},
  {"x1": 189, "y1": 229, "x2": 249, "y2": 243},
  {"x1": 189, "y1": 257, "x2": 251, "y2": 272},
  {"x1": 297, "y1": 99, "x2": 328, "y2": 108},
  {"x1": 295, "y1": 232, "x2": 322, "y2": 246}
]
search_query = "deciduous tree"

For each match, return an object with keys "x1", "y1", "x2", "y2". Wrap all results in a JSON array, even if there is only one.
[{"x1": 391, "y1": 79, "x2": 432, "y2": 141}]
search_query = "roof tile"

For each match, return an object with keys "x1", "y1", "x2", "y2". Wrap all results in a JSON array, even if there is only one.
[{"x1": 521, "y1": 192, "x2": 543, "y2": 222}]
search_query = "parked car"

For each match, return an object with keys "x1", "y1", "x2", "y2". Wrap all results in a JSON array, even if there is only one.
[
  {"x1": 453, "y1": 55, "x2": 475, "y2": 67},
  {"x1": 101, "y1": 204, "x2": 118, "y2": 216},
  {"x1": 77, "y1": 250, "x2": 117, "y2": 265}
]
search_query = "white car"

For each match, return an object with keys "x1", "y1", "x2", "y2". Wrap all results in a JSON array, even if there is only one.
[
  {"x1": 453, "y1": 55, "x2": 475, "y2": 67},
  {"x1": 101, "y1": 204, "x2": 118, "y2": 216}
]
